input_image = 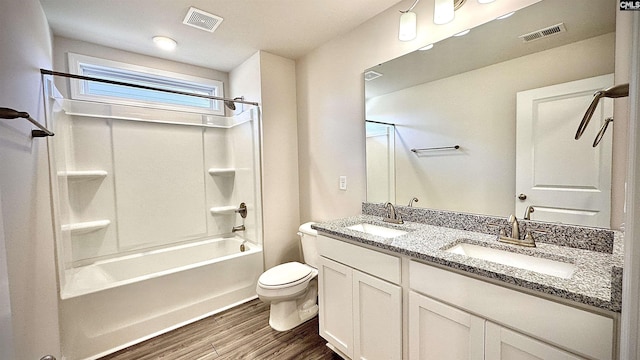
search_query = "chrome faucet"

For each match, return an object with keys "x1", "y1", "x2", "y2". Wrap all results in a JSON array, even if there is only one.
[
  {"x1": 384, "y1": 202, "x2": 404, "y2": 224},
  {"x1": 232, "y1": 224, "x2": 245, "y2": 232}
]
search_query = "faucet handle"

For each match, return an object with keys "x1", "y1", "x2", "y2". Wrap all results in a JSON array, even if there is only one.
[
  {"x1": 487, "y1": 222, "x2": 506, "y2": 237},
  {"x1": 408, "y1": 197, "x2": 419, "y2": 207}
]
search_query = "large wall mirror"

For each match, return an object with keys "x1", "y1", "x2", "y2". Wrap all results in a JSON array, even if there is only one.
[{"x1": 365, "y1": 0, "x2": 617, "y2": 228}]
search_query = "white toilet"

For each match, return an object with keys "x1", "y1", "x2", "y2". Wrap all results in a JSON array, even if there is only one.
[{"x1": 256, "y1": 222, "x2": 319, "y2": 331}]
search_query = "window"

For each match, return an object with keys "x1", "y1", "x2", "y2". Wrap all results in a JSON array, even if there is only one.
[{"x1": 68, "y1": 53, "x2": 224, "y2": 115}]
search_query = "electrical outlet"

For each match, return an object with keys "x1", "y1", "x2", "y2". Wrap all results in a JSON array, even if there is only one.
[{"x1": 339, "y1": 176, "x2": 347, "y2": 190}]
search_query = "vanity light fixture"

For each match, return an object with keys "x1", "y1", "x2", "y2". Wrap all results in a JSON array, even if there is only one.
[
  {"x1": 453, "y1": 29, "x2": 471, "y2": 37},
  {"x1": 433, "y1": 0, "x2": 455, "y2": 25},
  {"x1": 152, "y1": 36, "x2": 177, "y2": 51},
  {"x1": 399, "y1": 11, "x2": 418, "y2": 41},
  {"x1": 418, "y1": 43, "x2": 434, "y2": 51},
  {"x1": 398, "y1": 0, "x2": 497, "y2": 41},
  {"x1": 398, "y1": 0, "x2": 419, "y2": 41}
]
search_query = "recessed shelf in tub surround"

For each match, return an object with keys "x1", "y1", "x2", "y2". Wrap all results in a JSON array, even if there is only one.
[
  {"x1": 208, "y1": 168, "x2": 236, "y2": 176},
  {"x1": 312, "y1": 203, "x2": 624, "y2": 312},
  {"x1": 57, "y1": 170, "x2": 108, "y2": 181},
  {"x1": 62, "y1": 219, "x2": 111, "y2": 235}
]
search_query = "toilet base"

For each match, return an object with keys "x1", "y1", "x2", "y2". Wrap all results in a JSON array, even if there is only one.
[{"x1": 267, "y1": 280, "x2": 318, "y2": 331}]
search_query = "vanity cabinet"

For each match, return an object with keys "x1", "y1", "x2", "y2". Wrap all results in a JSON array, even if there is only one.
[
  {"x1": 409, "y1": 261, "x2": 614, "y2": 360},
  {"x1": 485, "y1": 322, "x2": 583, "y2": 360},
  {"x1": 317, "y1": 235, "x2": 402, "y2": 360},
  {"x1": 409, "y1": 290, "x2": 584, "y2": 360},
  {"x1": 408, "y1": 291, "x2": 484, "y2": 360}
]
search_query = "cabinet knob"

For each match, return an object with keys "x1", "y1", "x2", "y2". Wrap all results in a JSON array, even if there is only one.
[{"x1": 518, "y1": 193, "x2": 527, "y2": 201}]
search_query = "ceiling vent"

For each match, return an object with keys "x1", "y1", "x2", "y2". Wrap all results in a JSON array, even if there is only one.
[
  {"x1": 519, "y1": 23, "x2": 566, "y2": 43},
  {"x1": 183, "y1": 7, "x2": 223, "y2": 33},
  {"x1": 364, "y1": 70, "x2": 383, "y2": 81}
]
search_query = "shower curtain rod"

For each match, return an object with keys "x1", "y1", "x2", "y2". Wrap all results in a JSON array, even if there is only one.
[
  {"x1": 40, "y1": 69, "x2": 260, "y2": 107},
  {"x1": 0, "y1": 107, "x2": 54, "y2": 137}
]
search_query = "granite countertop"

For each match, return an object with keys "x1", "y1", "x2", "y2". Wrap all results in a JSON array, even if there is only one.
[{"x1": 313, "y1": 215, "x2": 624, "y2": 313}]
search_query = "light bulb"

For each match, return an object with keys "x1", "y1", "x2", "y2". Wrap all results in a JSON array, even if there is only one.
[
  {"x1": 434, "y1": 0, "x2": 455, "y2": 25},
  {"x1": 399, "y1": 11, "x2": 417, "y2": 41}
]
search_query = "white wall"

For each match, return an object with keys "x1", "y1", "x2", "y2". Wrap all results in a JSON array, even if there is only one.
[
  {"x1": 258, "y1": 53, "x2": 301, "y2": 268},
  {"x1": 230, "y1": 51, "x2": 301, "y2": 269},
  {"x1": 296, "y1": 0, "x2": 540, "y2": 222},
  {"x1": 0, "y1": 0, "x2": 61, "y2": 359},
  {"x1": 0, "y1": 193, "x2": 14, "y2": 360},
  {"x1": 367, "y1": 33, "x2": 614, "y2": 217}
]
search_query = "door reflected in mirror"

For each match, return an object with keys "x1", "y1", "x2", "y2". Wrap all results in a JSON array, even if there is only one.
[
  {"x1": 364, "y1": 0, "x2": 617, "y2": 228},
  {"x1": 366, "y1": 121, "x2": 396, "y2": 204}
]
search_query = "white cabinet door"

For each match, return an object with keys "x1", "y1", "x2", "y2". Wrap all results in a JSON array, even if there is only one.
[
  {"x1": 485, "y1": 322, "x2": 585, "y2": 360},
  {"x1": 318, "y1": 256, "x2": 354, "y2": 358},
  {"x1": 408, "y1": 291, "x2": 484, "y2": 360},
  {"x1": 353, "y1": 270, "x2": 402, "y2": 360}
]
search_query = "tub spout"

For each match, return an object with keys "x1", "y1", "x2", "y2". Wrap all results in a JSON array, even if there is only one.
[{"x1": 232, "y1": 225, "x2": 245, "y2": 232}]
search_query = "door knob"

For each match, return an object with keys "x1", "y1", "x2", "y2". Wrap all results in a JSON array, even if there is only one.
[{"x1": 518, "y1": 193, "x2": 527, "y2": 201}]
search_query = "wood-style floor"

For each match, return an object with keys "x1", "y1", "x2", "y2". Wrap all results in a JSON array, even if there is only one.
[{"x1": 99, "y1": 299, "x2": 341, "y2": 360}]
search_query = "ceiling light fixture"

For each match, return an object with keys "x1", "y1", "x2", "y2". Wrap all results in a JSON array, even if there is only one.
[{"x1": 152, "y1": 36, "x2": 177, "y2": 51}]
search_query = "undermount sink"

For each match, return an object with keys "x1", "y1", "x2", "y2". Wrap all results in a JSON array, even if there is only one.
[
  {"x1": 446, "y1": 242, "x2": 576, "y2": 279},
  {"x1": 347, "y1": 223, "x2": 408, "y2": 238}
]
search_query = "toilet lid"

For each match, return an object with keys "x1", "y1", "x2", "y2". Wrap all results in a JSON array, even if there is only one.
[{"x1": 259, "y1": 262, "x2": 313, "y2": 287}]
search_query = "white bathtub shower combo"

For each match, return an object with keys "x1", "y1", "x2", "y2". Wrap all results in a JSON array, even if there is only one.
[{"x1": 44, "y1": 75, "x2": 264, "y2": 359}]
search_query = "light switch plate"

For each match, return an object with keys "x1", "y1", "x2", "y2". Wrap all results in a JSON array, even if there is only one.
[{"x1": 339, "y1": 176, "x2": 347, "y2": 190}]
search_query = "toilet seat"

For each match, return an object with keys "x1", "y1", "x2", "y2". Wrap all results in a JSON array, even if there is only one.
[{"x1": 258, "y1": 262, "x2": 314, "y2": 289}]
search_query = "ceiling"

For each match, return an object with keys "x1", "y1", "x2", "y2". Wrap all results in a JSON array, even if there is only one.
[{"x1": 39, "y1": 0, "x2": 404, "y2": 72}]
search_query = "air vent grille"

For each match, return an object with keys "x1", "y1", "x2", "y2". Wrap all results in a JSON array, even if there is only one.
[
  {"x1": 183, "y1": 7, "x2": 223, "y2": 33},
  {"x1": 519, "y1": 23, "x2": 566, "y2": 43},
  {"x1": 364, "y1": 71, "x2": 383, "y2": 81}
]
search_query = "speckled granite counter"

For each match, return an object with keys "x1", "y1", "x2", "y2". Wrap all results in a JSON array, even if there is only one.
[{"x1": 312, "y1": 214, "x2": 623, "y2": 313}]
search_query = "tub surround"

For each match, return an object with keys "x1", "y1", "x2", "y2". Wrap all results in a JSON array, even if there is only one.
[{"x1": 313, "y1": 203, "x2": 623, "y2": 313}]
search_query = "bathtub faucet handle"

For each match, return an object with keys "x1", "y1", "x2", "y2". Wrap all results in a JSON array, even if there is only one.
[
  {"x1": 235, "y1": 202, "x2": 247, "y2": 218},
  {"x1": 232, "y1": 225, "x2": 245, "y2": 232}
]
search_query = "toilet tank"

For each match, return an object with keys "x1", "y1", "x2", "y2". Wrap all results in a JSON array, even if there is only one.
[{"x1": 298, "y1": 222, "x2": 319, "y2": 269}]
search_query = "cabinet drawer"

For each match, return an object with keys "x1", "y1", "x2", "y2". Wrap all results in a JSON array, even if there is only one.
[
  {"x1": 318, "y1": 235, "x2": 401, "y2": 284},
  {"x1": 409, "y1": 261, "x2": 613, "y2": 360}
]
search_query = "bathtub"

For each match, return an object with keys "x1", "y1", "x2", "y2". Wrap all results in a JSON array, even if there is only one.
[{"x1": 59, "y1": 236, "x2": 264, "y2": 360}]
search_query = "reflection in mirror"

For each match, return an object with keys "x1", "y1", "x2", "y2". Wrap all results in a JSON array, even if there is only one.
[
  {"x1": 364, "y1": 0, "x2": 617, "y2": 228},
  {"x1": 366, "y1": 121, "x2": 396, "y2": 204}
]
